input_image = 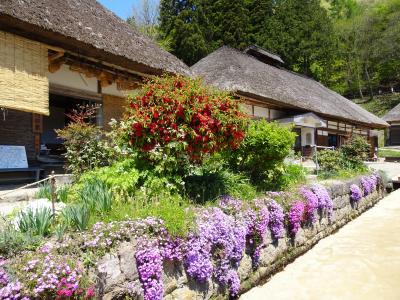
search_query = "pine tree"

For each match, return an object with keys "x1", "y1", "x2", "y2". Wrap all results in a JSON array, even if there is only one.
[
  {"x1": 159, "y1": 0, "x2": 208, "y2": 65},
  {"x1": 246, "y1": 0, "x2": 274, "y2": 46},
  {"x1": 262, "y1": 0, "x2": 335, "y2": 79},
  {"x1": 199, "y1": 0, "x2": 250, "y2": 51},
  {"x1": 159, "y1": 0, "x2": 251, "y2": 65}
]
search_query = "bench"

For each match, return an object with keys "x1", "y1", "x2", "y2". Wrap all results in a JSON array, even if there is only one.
[
  {"x1": 0, "y1": 145, "x2": 43, "y2": 184},
  {"x1": 0, "y1": 167, "x2": 42, "y2": 183}
]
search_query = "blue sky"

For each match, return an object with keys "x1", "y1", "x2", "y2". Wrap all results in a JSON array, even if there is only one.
[{"x1": 98, "y1": 0, "x2": 140, "y2": 20}]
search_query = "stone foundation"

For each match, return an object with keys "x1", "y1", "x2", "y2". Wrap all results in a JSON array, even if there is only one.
[{"x1": 94, "y1": 178, "x2": 385, "y2": 300}]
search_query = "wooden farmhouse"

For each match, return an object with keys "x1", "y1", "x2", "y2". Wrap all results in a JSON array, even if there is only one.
[
  {"x1": 191, "y1": 46, "x2": 389, "y2": 157},
  {"x1": 0, "y1": 0, "x2": 189, "y2": 178},
  {"x1": 383, "y1": 103, "x2": 400, "y2": 146}
]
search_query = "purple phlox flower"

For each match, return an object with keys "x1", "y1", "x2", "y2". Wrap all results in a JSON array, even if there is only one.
[
  {"x1": 218, "y1": 195, "x2": 243, "y2": 214},
  {"x1": 135, "y1": 242, "x2": 164, "y2": 300},
  {"x1": 350, "y1": 184, "x2": 362, "y2": 202},
  {"x1": 183, "y1": 207, "x2": 246, "y2": 295},
  {"x1": 360, "y1": 175, "x2": 376, "y2": 196},
  {"x1": 242, "y1": 200, "x2": 269, "y2": 266},
  {"x1": 267, "y1": 200, "x2": 284, "y2": 239},
  {"x1": 300, "y1": 187, "x2": 319, "y2": 224},
  {"x1": 288, "y1": 201, "x2": 305, "y2": 235},
  {"x1": 311, "y1": 184, "x2": 333, "y2": 220}
]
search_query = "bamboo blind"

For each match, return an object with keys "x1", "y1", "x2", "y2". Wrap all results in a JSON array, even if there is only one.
[{"x1": 0, "y1": 30, "x2": 49, "y2": 115}]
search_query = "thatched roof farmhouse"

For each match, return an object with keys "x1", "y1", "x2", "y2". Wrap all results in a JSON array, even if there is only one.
[
  {"x1": 0, "y1": 0, "x2": 189, "y2": 179},
  {"x1": 192, "y1": 46, "x2": 388, "y2": 155},
  {"x1": 383, "y1": 103, "x2": 400, "y2": 145}
]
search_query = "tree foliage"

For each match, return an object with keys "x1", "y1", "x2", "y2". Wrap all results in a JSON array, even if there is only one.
[
  {"x1": 155, "y1": 0, "x2": 400, "y2": 98},
  {"x1": 328, "y1": 0, "x2": 400, "y2": 97},
  {"x1": 229, "y1": 120, "x2": 296, "y2": 188},
  {"x1": 159, "y1": 0, "x2": 335, "y2": 75}
]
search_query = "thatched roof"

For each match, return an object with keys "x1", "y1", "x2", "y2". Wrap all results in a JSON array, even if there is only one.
[
  {"x1": 191, "y1": 46, "x2": 388, "y2": 129},
  {"x1": 383, "y1": 103, "x2": 400, "y2": 123},
  {"x1": 244, "y1": 45, "x2": 284, "y2": 66},
  {"x1": 0, "y1": 0, "x2": 189, "y2": 76}
]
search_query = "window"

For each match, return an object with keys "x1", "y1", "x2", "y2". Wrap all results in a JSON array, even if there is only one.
[{"x1": 328, "y1": 134, "x2": 338, "y2": 147}]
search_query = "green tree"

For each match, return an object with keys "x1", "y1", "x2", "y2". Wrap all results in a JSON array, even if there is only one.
[
  {"x1": 246, "y1": 0, "x2": 275, "y2": 46},
  {"x1": 199, "y1": 0, "x2": 250, "y2": 51},
  {"x1": 329, "y1": 0, "x2": 361, "y2": 19},
  {"x1": 267, "y1": 0, "x2": 335, "y2": 80},
  {"x1": 325, "y1": 0, "x2": 400, "y2": 98},
  {"x1": 159, "y1": 0, "x2": 250, "y2": 65},
  {"x1": 159, "y1": 0, "x2": 209, "y2": 65}
]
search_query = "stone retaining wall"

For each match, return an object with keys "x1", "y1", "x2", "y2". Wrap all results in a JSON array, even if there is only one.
[{"x1": 95, "y1": 178, "x2": 385, "y2": 300}]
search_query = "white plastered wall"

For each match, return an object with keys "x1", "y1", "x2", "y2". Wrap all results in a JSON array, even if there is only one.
[{"x1": 47, "y1": 65, "x2": 135, "y2": 98}]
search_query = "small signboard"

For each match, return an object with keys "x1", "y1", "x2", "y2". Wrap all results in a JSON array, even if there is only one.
[{"x1": 0, "y1": 145, "x2": 28, "y2": 169}]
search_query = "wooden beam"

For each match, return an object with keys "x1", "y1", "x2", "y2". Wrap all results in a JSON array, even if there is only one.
[
  {"x1": 48, "y1": 51, "x2": 65, "y2": 62},
  {"x1": 49, "y1": 83, "x2": 102, "y2": 102}
]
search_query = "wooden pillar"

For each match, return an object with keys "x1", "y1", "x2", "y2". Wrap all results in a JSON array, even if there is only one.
[{"x1": 32, "y1": 113, "x2": 43, "y2": 155}]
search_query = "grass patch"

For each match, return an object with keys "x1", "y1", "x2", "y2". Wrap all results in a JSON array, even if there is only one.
[
  {"x1": 35, "y1": 183, "x2": 51, "y2": 199},
  {"x1": 378, "y1": 148, "x2": 400, "y2": 158},
  {"x1": 317, "y1": 168, "x2": 369, "y2": 180}
]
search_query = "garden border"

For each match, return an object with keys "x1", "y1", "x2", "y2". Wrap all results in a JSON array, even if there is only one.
[{"x1": 94, "y1": 176, "x2": 386, "y2": 300}]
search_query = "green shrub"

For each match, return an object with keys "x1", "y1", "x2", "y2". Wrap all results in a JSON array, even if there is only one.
[
  {"x1": 78, "y1": 179, "x2": 113, "y2": 213},
  {"x1": 35, "y1": 183, "x2": 51, "y2": 199},
  {"x1": 79, "y1": 159, "x2": 140, "y2": 197},
  {"x1": 229, "y1": 120, "x2": 296, "y2": 188},
  {"x1": 315, "y1": 149, "x2": 344, "y2": 173},
  {"x1": 0, "y1": 224, "x2": 43, "y2": 255},
  {"x1": 62, "y1": 204, "x2": 91, "y2": 231},
  {"x1": 134, "y1": 196, "x2": 193, "y2": 236},
  {"x1": 341, "y1": 135, "x2": 370, "y2": 166},
  {"x1": 280, "y1": 164, "x2": 308, "y2": 189},
  {"x1": 57, "y1": 185, "x2": 70, "y2": 202},
  {"x1": 56, "y1": 105, "x2": 114, "y2": 176},
  {"x1": 184, "y1": 168, "x2": 257, "y2": 203},
  {"x1": 17, "y1": 207, "x2": 53, "y2": 236}
]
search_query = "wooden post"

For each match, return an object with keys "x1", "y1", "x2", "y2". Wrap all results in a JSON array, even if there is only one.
[{"x1": 50, "y1": 171, "x2": 56, "y2": 216}]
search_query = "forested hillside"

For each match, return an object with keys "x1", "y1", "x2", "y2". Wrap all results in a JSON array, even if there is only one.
[
  {"x1": 129, "y1": 0, "x2": 400, "y2": 100},
  {"x1": 354, "y1": 94, "x2": 400, "y2": 117}
]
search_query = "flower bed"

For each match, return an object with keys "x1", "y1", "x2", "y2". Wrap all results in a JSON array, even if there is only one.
[{"x1": 0, "y1": 174, "x2": 385, "y2": 299}]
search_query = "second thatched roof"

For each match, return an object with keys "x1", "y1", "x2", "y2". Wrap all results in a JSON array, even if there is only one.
[
  {"x1": 383, "y1": 103, "x2": 400, "y2": 123},
  {"x1": 0, "y1": 0, "x2": 189, "y2": 76},
  {"x1": 191, "y1": 46, "x2": 388, "y2": 128}
]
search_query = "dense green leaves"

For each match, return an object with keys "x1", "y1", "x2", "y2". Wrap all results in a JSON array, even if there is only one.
[
  {"x1": 229, "y1": 120, "x2": 297, "y2": 188},
  {"x1": 159, "y1": 0, "x2": 335, "y2": 80},
  {"x1": 328, "y1": 0, "x2": 400, "y2": 97},
  {"x1": 156, "y1": 0, "x2": 399, "y2": 98}
]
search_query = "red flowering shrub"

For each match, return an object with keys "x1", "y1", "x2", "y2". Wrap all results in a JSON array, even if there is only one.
[{"x1": 123, "y1": 76, "x2": 247, "y2": 164}]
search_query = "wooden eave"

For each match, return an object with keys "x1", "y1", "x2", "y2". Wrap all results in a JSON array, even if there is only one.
[{"x1": 235, "y1": 90, "x2": 387, "y2": 130}]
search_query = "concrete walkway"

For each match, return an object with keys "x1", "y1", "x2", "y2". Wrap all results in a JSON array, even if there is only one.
[
  {"x1": 366, "y1": 161, "x2": 400, "y2": 179},
  {"x1": 240, "y1": 189, "x2": 400, "y2": 300}
]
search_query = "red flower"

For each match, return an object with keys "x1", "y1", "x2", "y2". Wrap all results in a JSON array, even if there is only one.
[
  {"x1": 86, "y1": 287, "x2": 95, "y2": 299},
  {"x1": 175, "y1": 81, "x2": 184, "y2": 89},
  {"x1": 126, "y1": 75, "x2": 248, "y2": 163}
]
